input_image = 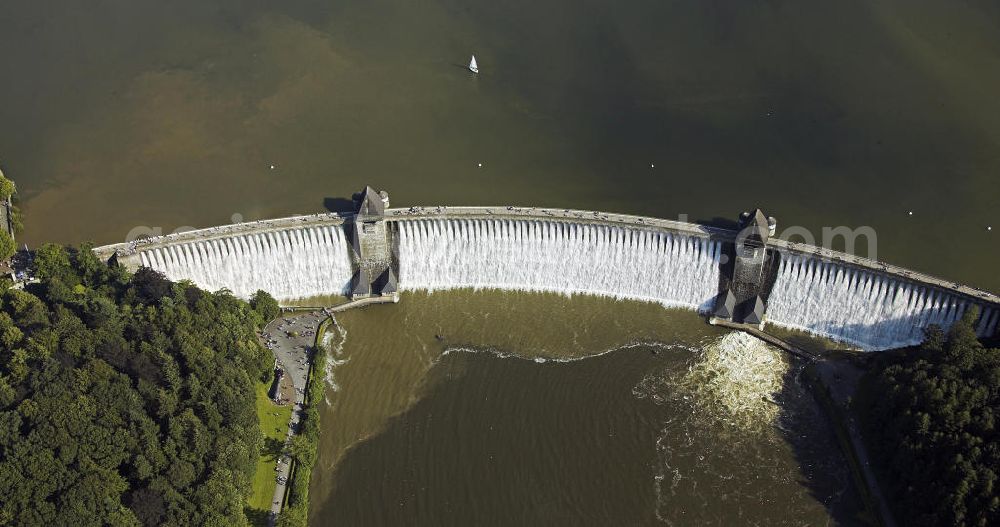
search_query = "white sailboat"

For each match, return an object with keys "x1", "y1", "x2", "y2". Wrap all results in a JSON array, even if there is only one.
[{"x1": 468, "y1": 55, "x2": 479, "y2": 74}]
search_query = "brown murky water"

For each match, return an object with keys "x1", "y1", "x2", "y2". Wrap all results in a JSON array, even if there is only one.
[
  {"x1": 2, "y1": 0, "x2": 997, "y2": 523},
  {"x1": 1, "y1": 0, "x2": 999, "y2": 290},
  {"x1": 311, "y1": 291, "x2": 863, "y2": 525}
]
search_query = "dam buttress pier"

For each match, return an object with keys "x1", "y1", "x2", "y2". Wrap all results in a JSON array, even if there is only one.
[
  {"x1": 713, "y1": 209, "x2": 780, "y2": 327},
  {"x1": 347, "y1": 186, "x2": 399, "y2": 301}
]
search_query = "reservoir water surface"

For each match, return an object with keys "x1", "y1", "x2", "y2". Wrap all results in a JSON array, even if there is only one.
[
  {"x1": 3, "y1": 0, "x2": 999, "y2": 524},
  {"x1": 2, "y1": 0, "x2": 998, "y2": 290}
]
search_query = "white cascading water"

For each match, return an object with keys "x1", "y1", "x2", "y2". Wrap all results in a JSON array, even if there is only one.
[
  {"x1": 396, "y1": 219, "x2": 722, "y2": 312},
  {"x1": 128, "y1": 216, "x2": 999, "y2": 350},
  {"x1": 139, "y1": 225, "x2": 354, "y2": 301},
  {"x1": 767, "y1": 254, "x2": 997, "y2": 350}
]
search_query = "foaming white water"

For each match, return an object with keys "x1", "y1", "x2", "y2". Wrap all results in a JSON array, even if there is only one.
[
  {"x1": 139, "y1": 225, "x2": 354, "y2": 301},
  {"x1": 767, "y1": 254, "x2": 996, "y2": 350},
  {"x1": 638, "y1": 332, "x2": 792, "y2": 525},
  {"x1": 396, "y1": 219, "x2": 722, "y2": 312},
  {"x1": 681, "y1": 332, "x2": 788, "y2": 430},
  {"x1": 321, "y1": 316, "x2": 350, "y2": 395},
  {"x1": 636, "y1": 332, "x2": 787, "y2": 432},
  {"x1": 440, "y1": 340, "x2": 690, "y2": 364}
]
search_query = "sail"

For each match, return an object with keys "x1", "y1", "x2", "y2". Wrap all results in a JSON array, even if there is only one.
[{"x1": 469, "y1": 55, "x2": 479, "y2": 73}]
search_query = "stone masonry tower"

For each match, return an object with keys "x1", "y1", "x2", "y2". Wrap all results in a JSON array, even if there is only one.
[
  {"x1": 347, "y1": 186, "x2": 398, "y2": 299},
  {"x1": 714, "y1": 209, "x2": 777, "y2": 326}
]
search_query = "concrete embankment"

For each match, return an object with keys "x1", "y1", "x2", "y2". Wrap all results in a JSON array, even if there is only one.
[
  {"x1": 327, "y1": 295, "x2": 398, "y2": 313},
  {"x1": 707, "y1": 317, "x2": 820, "y2": 361}
]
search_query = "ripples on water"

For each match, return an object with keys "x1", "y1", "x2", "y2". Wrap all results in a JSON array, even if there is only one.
[
  {"x1": 634, "y1": 332, "x2": 851, "y2": 525},
  {"x1": 321, "y1": 316, "x2": 349, "y2": 396},
  {"x1": 637, "y1": 332, "x2": 789, "y2": 433},
  {"x1": 309, "y1": 292, "x2": 859, "y2": 525}
]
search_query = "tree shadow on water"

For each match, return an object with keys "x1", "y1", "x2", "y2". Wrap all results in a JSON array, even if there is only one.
[{"x1": 774, "y1": 358, "x2": 873, "y2": 526}]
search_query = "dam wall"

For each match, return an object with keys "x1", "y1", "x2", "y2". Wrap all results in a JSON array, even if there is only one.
[
  {"x1": 767, "y1": 253, "x2": 996, "y2": 350},
  {"x1": 125, "y1": 220, "x2": 354, "y2": 300},
  {"x1": 395, "y1": 218, "x2": 722, "y2": 311},
  {"x1": 764, "y1": 239, "x2": 999, "y2": 350},
  {"x1": 93, "y1": 205, "x2": 1000, "y2": 351}
]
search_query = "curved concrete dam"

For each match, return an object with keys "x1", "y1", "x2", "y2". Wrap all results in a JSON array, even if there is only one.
[{"x1": 93, "y1": 205, "x2": 1000, "y2": 351}]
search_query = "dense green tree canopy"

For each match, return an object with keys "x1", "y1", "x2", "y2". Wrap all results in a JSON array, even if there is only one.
[
  {"x1": 249, "y1": 290, "x2": 281, "y2": 323},
  {"x1": 0, "y1": 231, "x2": 15, "y2": 262},
  {"x1": 0, "y1": 170, "x2": 15, "y2": 201},
  {"x1": 858, "y1": 311, "x2": 1000, "y2": 526},
  {"x1": 0, "y1": 245, "x2": 271, "y2": 525}
]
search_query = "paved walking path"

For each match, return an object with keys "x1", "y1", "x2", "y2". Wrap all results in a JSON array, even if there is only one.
[
  {"x1": 261, "y1": 311, "x2": 327, "y2": 525},
  {"x1": 327, "y1": 295, "x2": 397, "y2": 313},
  {"x1": 259, "y1": 298, "x2": 396, "y2": 524}
]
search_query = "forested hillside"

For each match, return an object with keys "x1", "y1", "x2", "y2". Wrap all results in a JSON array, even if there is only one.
[
  {"x1": 858, "y1": 311, "x2": 1000, "y2": 526},
  {"x1": 0, "y1": 243, "x2": 272, "y2": 525}
]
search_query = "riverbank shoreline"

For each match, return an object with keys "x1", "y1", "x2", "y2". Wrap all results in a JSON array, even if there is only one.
[
  {"x1": 803, "y1": 357, "x2": 897, "y2": 527},
  {"x1": 720, "y1": 323, "x2": 896, "y2": 527},
  {"x1": 267, "y1": 313, "x2": 329, "y2": 526}
]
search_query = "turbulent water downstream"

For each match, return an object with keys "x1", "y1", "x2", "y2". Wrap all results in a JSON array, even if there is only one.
[
  {"x1": 3, "y1": 0, "x2": 999, "y2": 523},
  {"x1": 309, "y1": 291, "x2": 862, "y2": 525}
]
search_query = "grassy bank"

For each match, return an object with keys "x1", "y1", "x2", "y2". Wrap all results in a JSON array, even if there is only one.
[
  {"x1": 247, "y1": 381, "x2": 295, "y2": 517},
  {"x1": 277, "y1": 315, "x2": 331, "y2": 526}
]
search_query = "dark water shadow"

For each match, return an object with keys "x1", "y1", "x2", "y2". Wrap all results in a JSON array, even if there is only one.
[
  {"x1": 323, "y1": 197, "x2": 355, "y2": 215},
  {"x1": 774, "y1": 358, "x2": 871, "y2": 526},
  {"x1": 312, "y1": 337, "x2": 880, "y2": 525},
  {"x1": 693, "y1": 216, "x2": 740, "y2": 230}
]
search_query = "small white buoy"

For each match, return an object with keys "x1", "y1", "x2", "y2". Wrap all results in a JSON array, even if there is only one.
[
  {"x1": 478, "y1": 163, "x2": 482, "y2": 167},
  {"x1": 270, "y1": 164, "x2": 275, "y2": 170},
  {"x1": 989, "y1": 226, "x2": 993, "y2": 231},
  {"x1": 651, "y1": 163, "x2": 655, "y2": 168},
  {"x1": 908, "y1": 211, "x2": 913, "y2": 216}
]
